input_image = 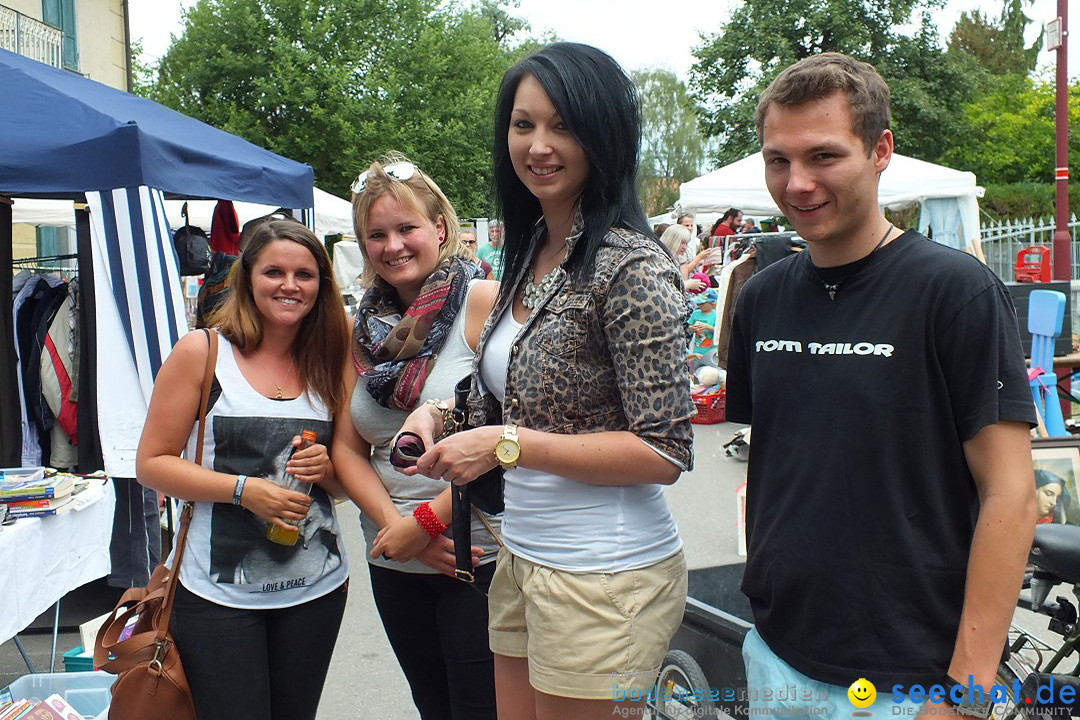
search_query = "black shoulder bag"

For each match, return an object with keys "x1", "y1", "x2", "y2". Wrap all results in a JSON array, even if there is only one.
[{"x1": 450, "y1": 377, "x2": 503, "y2": 581}]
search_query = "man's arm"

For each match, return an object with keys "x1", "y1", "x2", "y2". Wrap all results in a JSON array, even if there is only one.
[{"x1": 948, "y1": 420, "x2": 1035, "y2": 688}]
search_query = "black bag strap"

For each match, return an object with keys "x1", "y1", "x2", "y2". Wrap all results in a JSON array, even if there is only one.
[{"x1": 452, "y1": 484, "x2": 475, "y2": 582}]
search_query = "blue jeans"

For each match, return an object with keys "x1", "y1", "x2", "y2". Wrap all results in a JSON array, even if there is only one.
[{"x1": 742, "y1": 627, "x2": 924, "y2": 718}]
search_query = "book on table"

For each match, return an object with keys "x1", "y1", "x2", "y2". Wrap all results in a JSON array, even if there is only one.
[
  {"x1": 0, "y1": 469, "x2": 74, "y2": 502},
  {"x1": 4, "y1": 495, "x2": 75, "y2": 518}
]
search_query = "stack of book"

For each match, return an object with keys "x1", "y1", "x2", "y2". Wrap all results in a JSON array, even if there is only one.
[
  {"x1": 0, "y1": 468, "x2": 78, "y2": 519},
  {"x1": 0, "y1": 692, "x2": 88, "y2": 719}
]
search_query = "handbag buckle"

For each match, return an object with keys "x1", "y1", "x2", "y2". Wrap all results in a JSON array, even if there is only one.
[
  {"x1": 455, "y1": 568, "x2": 475, "y2": 583},
  {"x1": 148, "y1": 639, "x2": 167, "y2": 675}
]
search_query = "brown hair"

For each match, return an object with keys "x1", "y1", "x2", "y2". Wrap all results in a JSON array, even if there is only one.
[
  {"x1": 210, "y1": 220, "x2": 347, "y2": 415},
  {"x1": 755, "y1": 52, "x2": 891, "y2": 156},
  {"x1": 351, "y1": 153, "x2": 464, "y2": 288}
]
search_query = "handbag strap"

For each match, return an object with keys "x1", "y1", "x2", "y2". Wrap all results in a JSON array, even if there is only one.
[
  {"x1": 155, "y1": 328, "x2": 218, "y2": 641},
  {"x1": 451, "y1": 484, "x2": 474, "y2": 582}
]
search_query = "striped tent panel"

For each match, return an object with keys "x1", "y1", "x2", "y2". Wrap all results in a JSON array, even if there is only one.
[{"x1": 86, "y1": 186, "x2": 187, "y2": 403}]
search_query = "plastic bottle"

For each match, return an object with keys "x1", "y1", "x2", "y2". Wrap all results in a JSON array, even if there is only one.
[{"x1": 266, "y1": 430, "x2": 317, "y2": 546}]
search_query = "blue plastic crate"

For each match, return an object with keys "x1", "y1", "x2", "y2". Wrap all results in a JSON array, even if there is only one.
[
  {"x1": 62, "y1": 646, "x2": 96, "y2": 673},
  {"x1": 1, "y1": 670, "x2": 113, "y2": 719}
]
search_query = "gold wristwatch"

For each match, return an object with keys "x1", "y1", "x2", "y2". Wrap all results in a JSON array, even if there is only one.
[{"x1": 495, "y1": 424, "x2": 520, "y2": 470}]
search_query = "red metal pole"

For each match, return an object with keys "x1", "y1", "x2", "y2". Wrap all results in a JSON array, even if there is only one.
[{"x1": 1052, "y1": 0, "x2": 1070, "y2": 280}]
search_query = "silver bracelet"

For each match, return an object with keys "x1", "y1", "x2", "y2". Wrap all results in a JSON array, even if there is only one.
[{"x1": 232, "y1": 474, "x2": 248, "y2": 506}]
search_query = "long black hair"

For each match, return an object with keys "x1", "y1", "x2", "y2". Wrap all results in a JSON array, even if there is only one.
[{"x1": 492, "y1": 42, "x2": 655, "y2": 298}]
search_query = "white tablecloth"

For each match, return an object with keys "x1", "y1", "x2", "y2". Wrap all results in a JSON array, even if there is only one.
[{"x1": 0, "y1": 480, "x2": 115, "y2": 645}]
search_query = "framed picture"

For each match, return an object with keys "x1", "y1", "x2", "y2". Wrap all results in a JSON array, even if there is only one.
[{"x1": 1032, "y1": 436, "x2": 1080, "y2": 526}]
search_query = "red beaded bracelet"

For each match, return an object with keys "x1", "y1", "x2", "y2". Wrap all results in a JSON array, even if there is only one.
[{"x1": 413, "y1": 502, "x2": 447, "y2": 538}]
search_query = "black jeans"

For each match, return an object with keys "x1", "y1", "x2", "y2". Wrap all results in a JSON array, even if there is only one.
[
  {"x1": 170, "y1": 579, "x2": 348, "y2": 720},
  {"x1": 369, "y1": 562, "x2": 496, "y2": 720}
]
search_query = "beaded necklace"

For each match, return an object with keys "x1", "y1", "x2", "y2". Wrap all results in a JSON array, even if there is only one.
[
  {"x1": 521, "y1": 266, "x2": 560, "y2": 309},
  {"x1": 521, "y1": 234, "x2": 569, "y2": 309}
]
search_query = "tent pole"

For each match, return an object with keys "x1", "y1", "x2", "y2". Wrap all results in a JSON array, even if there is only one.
[
  {"x1": 75, "y1": 204, "x2": 104, "y2": 473},
  {"x1": 0, "y1": 197, "x2": 17, "y2": 466}
]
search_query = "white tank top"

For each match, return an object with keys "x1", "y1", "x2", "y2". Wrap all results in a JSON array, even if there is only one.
[
  {"x1": 168, "y1": 335, "x2": 349, "y2": 609},
  {"x1": 479, "y1": 307, "x2": 682, "y2": 573}
]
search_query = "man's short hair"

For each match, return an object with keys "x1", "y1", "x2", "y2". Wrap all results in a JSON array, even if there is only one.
[{"x1": 755, "y1": 52, "x2": 891, "y2": 156}]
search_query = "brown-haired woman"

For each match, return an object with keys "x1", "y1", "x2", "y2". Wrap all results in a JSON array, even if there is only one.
[
  {"x1": 136, "y1": 219, "x2": 351, "y2": 720},
  {"x1": 332, "y1": 156, "x2": 500, "y2": 719}
]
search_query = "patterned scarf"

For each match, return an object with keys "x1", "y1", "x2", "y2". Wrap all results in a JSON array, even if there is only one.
[{"x1": 353, "y1": 256, "x2": 483, "y2": 410}]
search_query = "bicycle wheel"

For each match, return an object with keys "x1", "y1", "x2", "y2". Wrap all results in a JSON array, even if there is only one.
[
  {"x1": 996, "y1": 661, "x2": 1023, "y2": 719},
  {"x1": 647, "y1": 649, "x2": 716, "y2": 720}
]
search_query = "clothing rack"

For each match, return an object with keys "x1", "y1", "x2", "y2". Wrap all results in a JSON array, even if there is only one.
[
  {"x1": 12, "y1": 253, "x2": 79, "y2": 276},
  {"x1": 12, "y1": 253, "x2": 78, "y2": 265}
]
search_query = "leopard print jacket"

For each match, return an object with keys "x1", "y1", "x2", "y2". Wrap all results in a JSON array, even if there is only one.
[{"x1": 467, "y1": 223, "x2": 695, "y2": 471}]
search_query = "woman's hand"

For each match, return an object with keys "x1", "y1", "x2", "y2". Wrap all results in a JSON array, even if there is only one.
[
  {"x1": 240, "y1": 476, "x2": 312, "y2": 530},
  {"x1": 370, "y1": 513, "x2": 430, "y2": 563},
  {"x1": 685, "y1": 277, "x2": 706, "y2": 293},
  {"x1": 286, "y1": 436, "x2": 330, "y2": 486},
  {"x1": 407, "y1": 426, "x2": 502, "y2": 486},
  {"x1": 414, "y1": 535, "x2": 483, "y2": 577},
  {"x1": 392, "y1": 403, "x2": 443, "y2": 458}
]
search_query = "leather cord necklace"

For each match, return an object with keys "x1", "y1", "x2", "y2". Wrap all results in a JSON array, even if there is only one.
[{"x1": 808, "y1": 224, "x2": 894, "y2": 301}]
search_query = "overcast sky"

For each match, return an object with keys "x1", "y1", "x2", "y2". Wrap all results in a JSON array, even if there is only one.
[{"x1": 129, "y1": 0, "x2": 1077, "y2": 81}]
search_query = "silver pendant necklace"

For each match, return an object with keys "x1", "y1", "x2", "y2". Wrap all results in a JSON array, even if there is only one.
[{"x1": 808, "y1": 224, "x2": 894, "y2": 301}]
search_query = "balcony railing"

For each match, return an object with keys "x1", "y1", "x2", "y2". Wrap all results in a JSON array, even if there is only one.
[{"x1": 0, "y1": 5, "x2": 63, "y2": 69}]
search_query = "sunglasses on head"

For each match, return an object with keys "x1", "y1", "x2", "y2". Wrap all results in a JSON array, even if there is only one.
[{"x1": 351, "y1": 161, "x2": 417, "y2": 195}]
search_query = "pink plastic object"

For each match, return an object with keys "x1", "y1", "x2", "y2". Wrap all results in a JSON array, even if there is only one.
[{"x1": 689, "y1": 272, "x2": 710, "y2": 293}]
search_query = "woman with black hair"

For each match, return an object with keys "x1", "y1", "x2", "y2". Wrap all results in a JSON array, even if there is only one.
[{"x1": 398, "y1": 42, "x2": 693, "y2": 720}]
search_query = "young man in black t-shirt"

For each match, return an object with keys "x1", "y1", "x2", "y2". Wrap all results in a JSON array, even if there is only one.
[{"x1": 726, "y1": 53, "x2": 1036, "y2": 717}]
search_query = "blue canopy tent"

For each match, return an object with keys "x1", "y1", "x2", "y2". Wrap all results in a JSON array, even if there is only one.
[
  {"x1": 0, "y1": 47, "x2": 313, "y2": 204},
  {"x1": 0, "y1": 46, "x2": 315, "y2": 479}
]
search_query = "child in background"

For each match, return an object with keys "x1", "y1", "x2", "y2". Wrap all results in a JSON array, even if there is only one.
[{"x1": 688, "y1": 288, "x2": 718, "y2": 369}]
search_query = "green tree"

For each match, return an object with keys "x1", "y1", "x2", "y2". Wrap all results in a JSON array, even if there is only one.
[
  {"x1": 941, "y1": 75, "x2": 1080, "y2": 185},
  {"x1": 878, "y1": 21, "x2": 986, "y2": 162},
  {"x1": 128, "y1": 38, "x2": 156, "y2": 96},
  {"x1": 632, "y1": 69, "x2": 709, "y2": 216},
  {"x1": 145, "y1": 0, "x2": 526, "y2": 217},
  {"x1": 948, "y1": 0, "x2": 1041, "y2": 76},
  {"x1": 689, "y1": 0, "x2": 940, "y2": 164}
]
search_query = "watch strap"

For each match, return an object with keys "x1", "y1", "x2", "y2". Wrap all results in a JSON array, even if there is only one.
[{"x1": 941, "y1": 676, "x2": 994, "y2": 718}]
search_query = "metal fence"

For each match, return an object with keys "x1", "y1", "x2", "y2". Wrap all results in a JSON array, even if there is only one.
[
  {"x1": 0, "y1": 5, "x2": 63, "y2": 70},
  {"x1": 981, "y1": 215, "x2": 1080, "y2": 282}
]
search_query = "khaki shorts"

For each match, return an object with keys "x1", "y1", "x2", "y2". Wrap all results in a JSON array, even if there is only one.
[{"x1": 488, "y1": 547, "x2": 688, "y2": 699}]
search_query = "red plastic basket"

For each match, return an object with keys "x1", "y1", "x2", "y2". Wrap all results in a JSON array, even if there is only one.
[{"x1": 691, "y1": 390, "x2": 726, "y2": 424}]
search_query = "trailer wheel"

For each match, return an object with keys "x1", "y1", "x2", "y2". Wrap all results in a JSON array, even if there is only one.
[{"x1": 648, "y1": 649, "x2": 716, "y2": 720}]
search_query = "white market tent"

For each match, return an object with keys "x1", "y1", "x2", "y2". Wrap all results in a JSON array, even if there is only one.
[
  {"x1": 678, "y1": 152, "x2": 985, "y2": 256},
  {"x1": 11, "y1": 187, "x2": 355, "y2": 239}
]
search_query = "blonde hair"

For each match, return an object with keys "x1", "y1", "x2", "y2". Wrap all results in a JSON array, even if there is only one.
[
  {"x1": 659, "y1": 224, "x2": 692, "y2": 256},
  {"x1": 351, "y1": 153, "x2": 464, "y2": 287}
]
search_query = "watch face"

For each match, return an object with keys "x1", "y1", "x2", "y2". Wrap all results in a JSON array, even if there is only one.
[{"x1": 495, "y1": 439, "x2": 520, "y2": 463}]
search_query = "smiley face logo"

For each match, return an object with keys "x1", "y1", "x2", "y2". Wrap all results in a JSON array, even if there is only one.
[{"x1": 848, "y1": 678, "x2": 876, "y2": 708}]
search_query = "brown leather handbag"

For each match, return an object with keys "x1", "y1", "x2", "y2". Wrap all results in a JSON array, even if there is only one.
[{"x1": 94, "y1": 329, "x2": 218, "y2": 720}]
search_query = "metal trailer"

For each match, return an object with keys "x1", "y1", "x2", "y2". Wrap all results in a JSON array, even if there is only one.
[{"x1": 648, "y1": 564, "x2": 753, "y2": 720}]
